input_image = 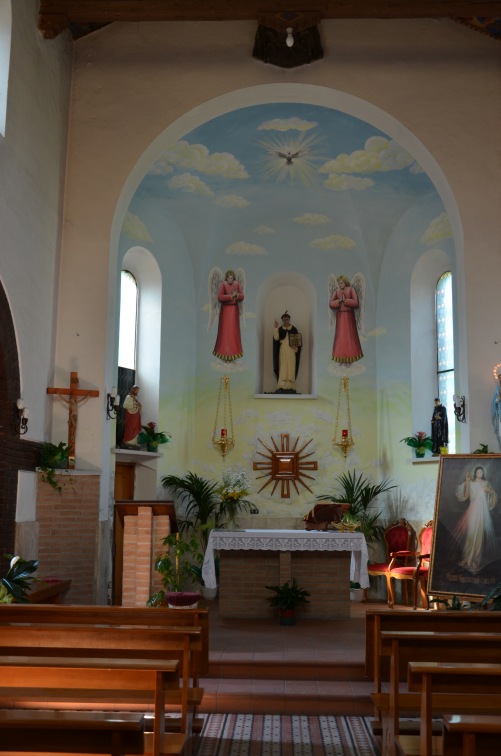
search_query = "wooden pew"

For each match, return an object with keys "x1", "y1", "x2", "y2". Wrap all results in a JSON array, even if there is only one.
[
  {"x1": 0, "y1": 709, "x2": 146, "y2": 755},
  {"x1": 401, "y1": 661, "x2": 501, "y2": 756},
  {"x1": 0, "y1": 622, "x2": 202, "y2": 756},
  {"x1": 374, "y1": 630, "x2": 501, "y2": 756},
  {"x1": 0, "y1": 604, "x2": 209, "y2": 679},
  {"x1": 365, "y1": 608, "x2": 501, "y2": 694},
  {"x1": 442, "y1": 714, "x2": 501, "y2": 756}
]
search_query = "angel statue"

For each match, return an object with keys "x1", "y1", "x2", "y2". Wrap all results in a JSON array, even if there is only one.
[
  {"x1": 328, "y1": 272, "x2": 365, "y2": 364},
  {"x1": 208, "y1": 267, "x2": 245, "y2": 362}
]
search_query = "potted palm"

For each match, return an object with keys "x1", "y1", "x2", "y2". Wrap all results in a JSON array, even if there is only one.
[
  {"x1": 265, "y1": 578, "x2": 310, "y2": 625},
  {"x1": 161, "y1": 472, "x2": 224, "y2": 552},
  {"x1": 315, "y1": 469, "x2": 396, "y2": 544}
]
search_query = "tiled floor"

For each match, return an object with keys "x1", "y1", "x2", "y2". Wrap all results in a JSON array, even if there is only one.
[{"x1": 198, "y1": 597, "x2": 380, "y2": 715}]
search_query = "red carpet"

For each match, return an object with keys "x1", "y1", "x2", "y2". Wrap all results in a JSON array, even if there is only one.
[{"x1": 196, "y1": 714, "x2": 380, "y2": 756}]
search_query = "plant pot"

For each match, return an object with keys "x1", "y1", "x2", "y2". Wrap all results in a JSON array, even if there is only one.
[
  {"x1": 350, "y1": 588, "x2": 364, "y2": 602},
  {"x1": 147, "y1": 442, "x2": 159, "y2": 453},
  {"x1": 279, "y1": 609, "x2": 296, "y2": 626},
  {"x1": 414, "y1": 448, "x2": 426, "y2": 458},
  {"x1": 201, "y1": 585, "x2": 218, "y2": 600}
]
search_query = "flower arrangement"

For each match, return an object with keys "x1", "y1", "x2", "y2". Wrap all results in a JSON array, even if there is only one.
[
  {"x1": 217, "y1": 468, "x2": 252, "y2": 528},
  {"x1": 401, "y1": 432, "x2": 433, "y2": 457},
  {"x1": 0, "y1": 555, "x2": 39, "y2": 603},
  {"x1": 137, "y1": 422, "x2": 171, "y2": 452}
]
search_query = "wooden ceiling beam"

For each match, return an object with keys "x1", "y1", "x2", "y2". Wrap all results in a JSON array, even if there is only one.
[{"x1": 38, "y1": 1, "x2": 501, "y2": 38}]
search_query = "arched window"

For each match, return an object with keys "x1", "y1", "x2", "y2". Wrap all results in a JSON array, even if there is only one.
[
  {"x1": 118, "y1": 270, "x2": 138, "y2": 371},
  {"x1": 0, "y1": 0, "x2": 12, "y2": 137},
  {"x1": 436, "y1": 271, "x2": 455, "y2": 451}
]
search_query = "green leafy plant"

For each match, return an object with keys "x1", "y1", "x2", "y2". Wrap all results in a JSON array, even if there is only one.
[
  {"x1": 147, "y1": 533, "x2": 203, "y2": 606},
  {"x1": 471, "y1": 582, "x2": 501, "y2": 611},
  {"x1": 429, "y1": 594, "x2": 466, "y2": 610},
  {"x1": 316, "y1": 469, "x2": 396, "y2": 542},
  {"x1": 473, "y1": 443, "x2": 494, "y2": 454},
  {"x1": 265, "y1": 577, "x2": 310, "y2": 610},
  {"x1": 39, "y1": 441, "x2": 71, "y2": 491},
  {"x1": 137, "y1": 422, "x2": 171, "y2": 451},
  {"x1": 1, "y1": 555, "x2": 39, "y2": 603},
  {"x1": 161, "y1": 472, "x2": 224, "y2": 552},
  {"x1": 400, "y1": 432, "x2": 433, "y2": 452}
]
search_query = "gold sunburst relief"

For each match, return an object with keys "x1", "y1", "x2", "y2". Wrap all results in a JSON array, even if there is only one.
[{"x1": 253, "y1": 433, "x2": 318, "y2": 498}]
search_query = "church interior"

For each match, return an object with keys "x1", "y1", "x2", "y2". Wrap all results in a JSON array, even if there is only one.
[{"x1": 1, "y1": 1, "x2": 501, "y2": 752}]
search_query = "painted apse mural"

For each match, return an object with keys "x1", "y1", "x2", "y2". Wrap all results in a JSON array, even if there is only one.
[{"x1": 118, "y1": 93, "x2": 455, "y2": 521}]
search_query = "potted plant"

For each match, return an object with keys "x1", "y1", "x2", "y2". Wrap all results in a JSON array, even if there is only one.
[
  {"x1": 161, "y1": 472, "x2": 224, "y2": 552},
  {"x1": 265, "y1": 577, "x2": 310, "y2": 625},
  {"x1": 137, "y1": 422, "x2": 171, "y2": 453},
  {"x1": 216, "y1": 467, "x2": 253, "y2": 530},
  {"x1": 147, "y1": 533, "x2": 203, "y2": 607},
  {"x1": 1, "y1": 555, "x2": 39, "y2": 604},
  {"x1": 315, "y1": 469, "x2": 396, "y2": 544},
  {"x1": 349, "y1": 581, "x2": 364, "y2": 602},
  {"x1": 39, "y1": 441, "x2": 71, "y2": 490},
  {"x1": 401, "y1": 431, "x2": 433, "y2": 459}
]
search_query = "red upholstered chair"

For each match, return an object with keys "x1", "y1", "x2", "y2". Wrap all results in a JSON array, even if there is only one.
[
  {"x1": 387, "y1": 519, "x2": 434, "y2": 610},
  {"x1": 367, "y1": 518, "x2": 414, "y2": 604}
]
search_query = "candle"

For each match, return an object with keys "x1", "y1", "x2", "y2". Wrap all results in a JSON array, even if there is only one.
[
  {"x1": 342, "y1": 429, "x2": 348, "y2": 439},
  {"x1": 221, "y1": 428, "x2": 227, "y2": 438}
]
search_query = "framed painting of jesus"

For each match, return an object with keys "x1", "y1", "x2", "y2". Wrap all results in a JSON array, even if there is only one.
[{"x1": 429, "y1": 454, "x2": 501, "y2": 601}]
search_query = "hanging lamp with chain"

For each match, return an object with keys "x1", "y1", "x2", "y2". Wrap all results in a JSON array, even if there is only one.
[
  {"x1": 333, "y1": 376, "x2": 354, "y2": 459},
  {"x1": 212, "y1": 375, "x2": 234, "y2": 458}
]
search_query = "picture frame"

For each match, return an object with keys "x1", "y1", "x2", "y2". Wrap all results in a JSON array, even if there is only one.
[{"x1": 429, "y1": 454, "x2": 501, "y2": 600}]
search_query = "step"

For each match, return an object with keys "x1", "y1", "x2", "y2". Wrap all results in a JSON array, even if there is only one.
[{"x1": 207, "y1": 658, "x2": 368, "y2": 682}]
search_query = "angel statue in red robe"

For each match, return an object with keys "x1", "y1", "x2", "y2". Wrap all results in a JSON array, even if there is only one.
[
  {"x1": 328, "y1": 272, "x2": 365, "y2": 364},
  {"x1": 208, "y1": 267, "x2": 246, "y2": 362}
]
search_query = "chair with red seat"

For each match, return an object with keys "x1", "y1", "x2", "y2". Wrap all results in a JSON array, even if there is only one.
[
  {"x1": 367, "y1": 518, "x2": 414, "y2": 604},
  {"x1": 387, "y1": 519, "x2": 434, "y2": 609}
]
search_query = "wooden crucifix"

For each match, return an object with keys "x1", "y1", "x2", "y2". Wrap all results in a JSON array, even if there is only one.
[{"x1": 47, "y1": 371, "x2": 99, "y2": 468}]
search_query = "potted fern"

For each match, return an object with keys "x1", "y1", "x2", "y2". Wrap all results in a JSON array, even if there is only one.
[{"x1": 265, "y1": 578, "x2": 310, "y2": 625}]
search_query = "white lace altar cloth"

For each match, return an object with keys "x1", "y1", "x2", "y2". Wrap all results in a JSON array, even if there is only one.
[{"x1": 202, "y1": 529, "x2": 369, "y2": 590}]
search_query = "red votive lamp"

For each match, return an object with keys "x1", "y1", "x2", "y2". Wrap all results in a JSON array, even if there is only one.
[
  {"x1": 221, "y1": 428, "x2": 227, "y2": 438},
  {"x1": 342, "y1": 429, "x2": 348, "y2": 439}
]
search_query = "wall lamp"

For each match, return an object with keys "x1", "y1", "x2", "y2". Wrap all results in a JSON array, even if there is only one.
[
  {"x1": 16, "y1": 398, "x2": 29, "y2": 435},
  {"x1": 453, "y1": 394, "x2": 466, "y2": 423},
  {"x1": 106, "y1": 386, "x2": 120, "y2": 420}
]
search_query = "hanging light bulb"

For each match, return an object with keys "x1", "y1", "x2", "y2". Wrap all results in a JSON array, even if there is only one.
[{"x1": 285, "y1": 27, "x2": 294, "y2": 48}]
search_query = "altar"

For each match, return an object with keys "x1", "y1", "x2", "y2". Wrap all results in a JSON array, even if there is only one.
[{"x1": 202, "y1": 529, "x2": 369, "y2": 620}]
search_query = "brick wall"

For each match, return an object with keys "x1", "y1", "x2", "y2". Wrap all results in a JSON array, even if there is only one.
[
  {"x1": 121, "y1": 508, "x2": 170, "y2": 606},
  {"x1": 219, "y1": 550, "x2": 350, "y2": 619},
  {"x1": 36, "y1": 472, "x2": 100, "y2": 604}
]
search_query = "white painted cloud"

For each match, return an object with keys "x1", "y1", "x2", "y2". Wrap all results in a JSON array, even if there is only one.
[
  {"x1": 320, "y1": 136, "x2": 414, "y2": 175},
  {"x1": 122, "y1": 212, "x2": 154, "y2": 242},
  {"x1": 213, "y1": 194, "x2": 250, "y2": 208},
  {"x1": 257, "y1": 117, "x2": 318, "y2": 132},
  {"x1": 421, "y1": 213, "x2": 452, "y2": 244},
  {"x1": 168, "y1": 173, "x2": 214, "y2": 196},
  {"x1": 367, "y1": 327, "x2": 387, "y2": 337},
  {"x1": 153, "y1": 141, "x2": 249, "y2": 179},
  {"x1": 309, "y1": 234, "x2": 356, "y2": 250},
  {"x1": 225, "y1": 241, "x2": 267, "y2": 256},
  {"x1": 254, "y1": 225, "x2": 276, "y2": 235},
  {"x1": 293, "y1": 213, "x2": 332, "y2": 225},
  {"x1": 324, "y1": 174, "x2": 375, "y2": 191}
]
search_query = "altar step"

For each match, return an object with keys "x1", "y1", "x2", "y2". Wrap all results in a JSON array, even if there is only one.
[{"x1": 199, "y1": 657, "x2": 373, "y2": 716}]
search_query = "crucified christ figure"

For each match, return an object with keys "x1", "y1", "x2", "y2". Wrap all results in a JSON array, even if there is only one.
[{"x1": 47, "y1": 371, "x2": 99, "y2": 468}]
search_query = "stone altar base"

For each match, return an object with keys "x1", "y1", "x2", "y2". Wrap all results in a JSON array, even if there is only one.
[{"x1": 219, "y1": 549, "x2": 350, "y2": 620}]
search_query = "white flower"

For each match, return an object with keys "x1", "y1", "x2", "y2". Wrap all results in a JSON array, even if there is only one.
[{"x1": 9, "y1": 556, "x2": 20, "y2": 569}]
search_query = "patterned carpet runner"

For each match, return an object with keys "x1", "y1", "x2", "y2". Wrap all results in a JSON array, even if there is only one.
[{"x1": 196, "y1": 714, "x2": 380, "y2": 756}]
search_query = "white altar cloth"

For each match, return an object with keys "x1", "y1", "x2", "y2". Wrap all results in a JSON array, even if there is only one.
[{"x1": 202, "y1": 528, "x2": 369, "y2": 590}]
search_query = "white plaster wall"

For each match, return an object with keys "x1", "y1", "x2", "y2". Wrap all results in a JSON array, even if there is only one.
[
  {"x1": 0, "y1": 2, "x2": 71, "y2": 445},
  {"x1": 55, "y1": 19, "x2": 500, "y2": 523}
]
